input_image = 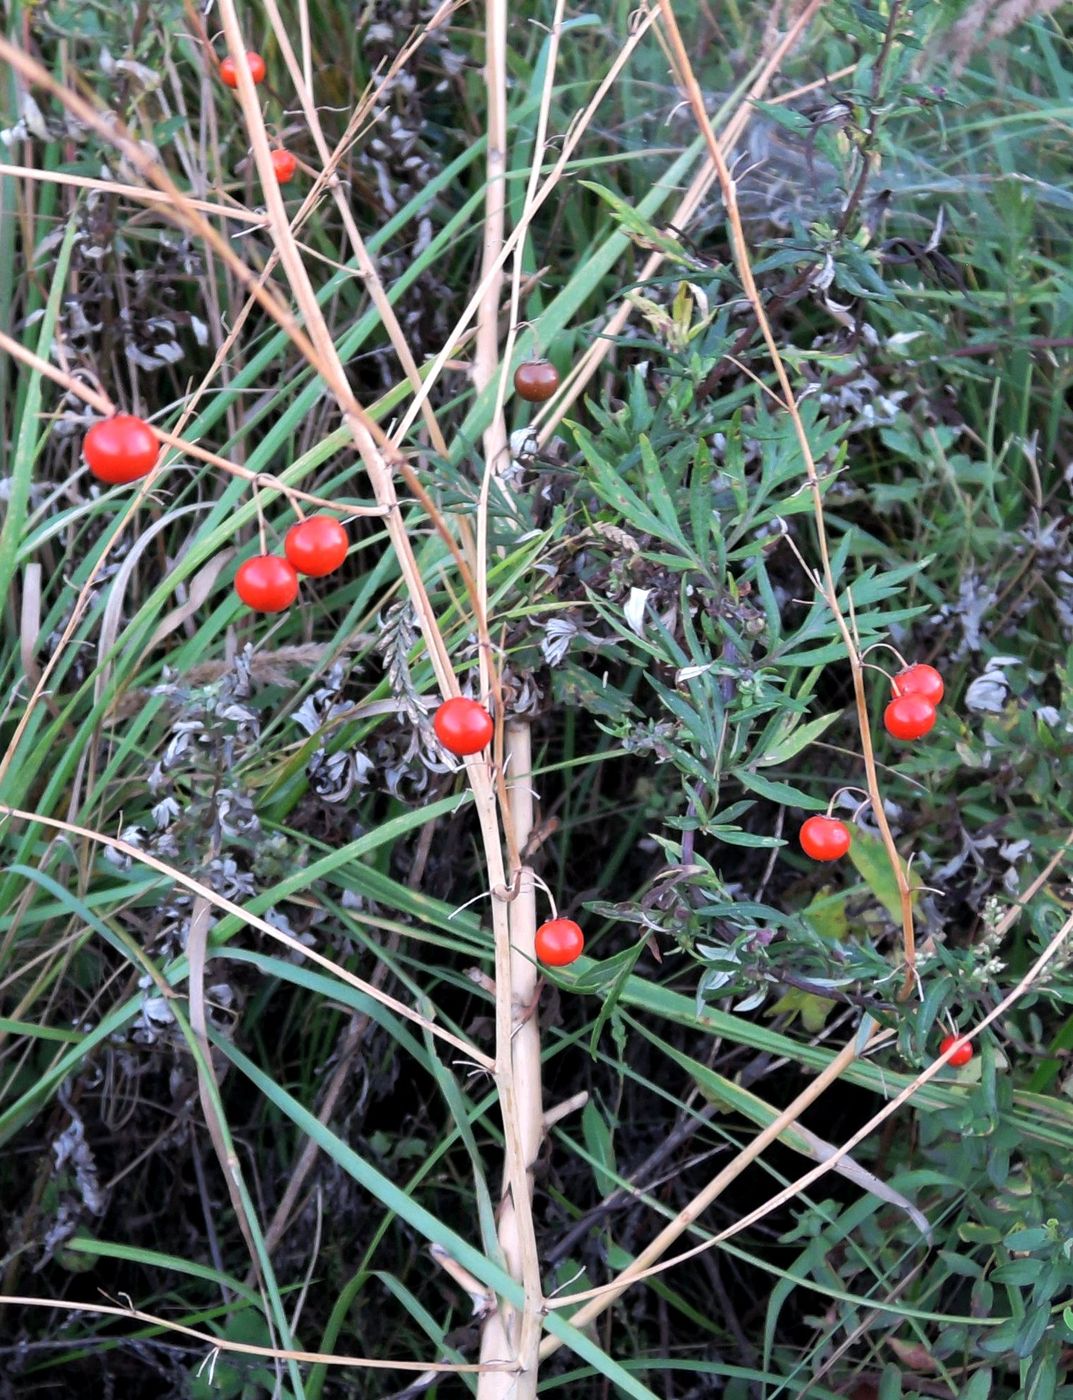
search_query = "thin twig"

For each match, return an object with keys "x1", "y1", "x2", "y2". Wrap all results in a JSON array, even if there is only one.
[
  {"x1": 536, "y1": 0, "x2": 833, "y2": 444},
  {"x1": 259, "y1": 0, "x2": 455, "y2": 462},
  {"x1": 538, "y1": 1028, "x2": 883, "y2": 1345},
  {"x1": 0, "y1": 1295, "x2": 514, "y2": 1372},
  {"x1": 835, "y1": 0, "x2": 906, "y2": 236},
  {"x1": 385, "y1": 3, "x2": 661, "y2": 452}
]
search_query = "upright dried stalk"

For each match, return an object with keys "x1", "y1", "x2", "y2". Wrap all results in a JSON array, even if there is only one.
[
  {"x1": 197, "y1": 10, "x2": 546, "y2": 1386},
  {"x1": 472, "y1": 0, "x2": 545, "y2": 1391},
  {"x1": 476, "y1": 723, "x2": 545, "y2": 1397}
]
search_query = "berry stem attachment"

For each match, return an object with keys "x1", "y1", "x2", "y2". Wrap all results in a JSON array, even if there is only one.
[
  {"x1": 861, "y1": 661, "x2": 897, "y2": 683},
  {"x1": 525, "y1": 870, "x2": 558, "y2": 921},
  {"x1": 859, "y1": 641, "x2": 911, "y2": 670},
  {"x1": 826, "y1": 785, "x2": 870, "y2": 816}
]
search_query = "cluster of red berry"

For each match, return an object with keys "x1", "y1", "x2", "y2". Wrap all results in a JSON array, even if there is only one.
[
  {"x1": 81, "y1": 357, "x2": 568, "y2": 958},
  {"x1": 797, "y1": 662, "x2": 973, "y2": 1065},
  {"x1": 218, "y1": 50, "x2": 298, "y2": 182},
  {"x1": 82, "y1": 413, "x2": 350, "y2": 606},
  {"x1": 236, "y1": 515, "x2": 350, "y2": 609},
  {"x1": 883, "y1": 660, "x2": 943, "y2": 740},
  {"x1": 798, "y1": 663, "x2": 944, "y2": 863}
]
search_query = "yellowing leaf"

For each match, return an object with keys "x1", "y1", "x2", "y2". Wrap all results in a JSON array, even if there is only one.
[
  {"x1": 803, "y1": 887, "x2": 851, "y2": 942},
  {"x1": 847, "y1": 826, "x2": 916, "y2": 922},
  {"x1": 767, "y1": 987, "x2": 837, "y2": 1032}
]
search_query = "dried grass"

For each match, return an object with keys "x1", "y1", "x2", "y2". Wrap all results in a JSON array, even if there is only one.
[{"x1": 942, "y1": 0, "x2": 1066, "y2": 73}]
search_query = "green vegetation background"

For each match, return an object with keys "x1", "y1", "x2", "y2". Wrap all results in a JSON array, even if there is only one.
[{"x1": 2, "y1": 0, "x2": 1073, "y2": 1396}]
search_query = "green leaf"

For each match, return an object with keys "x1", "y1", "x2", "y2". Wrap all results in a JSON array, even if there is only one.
[
  {"x1": 639, "y1": 433, "x2": 693, "y2": 553},
  {"x1": 992, "y1": 1259, "x2": 1043, "y2": 1285},
  {"x1": 736, "y1": 768, "x2": 827, "y2": 809},
  {"x1": 766, "y1": 987, "x2": 837, "y2": 1032},
  {"x1": 1014, "y1": 1304, "x2": 1053, "y2": 1358},
  {"x1": 749, "y1": 100, "x2": 814, "y2": 135},
  {"x1": 962, "y1": 1372, "x2": 993, "y2": 1400},
  {"x1": 581, "y1": 1100, "x2": 618, "y2": 1197},
  {"x1": 572, "y1": 424, "x2": 671, "y2": 541},
  {"x1": 65, "y1": 1235, "x2": 258, "y2": 1303},
  {"x1": 757, "y1": 710, "x2": 840, "y2": 766},
  {"x1": 709, "y1": 826, "x2": 784, "y2": 849},
  {"x1": 960, "y1": 1223, "x2": 1003, "y2": 1244},
  {"x1": 578, "y1": 180, "x2": 696, "y2": 264},
  {"x1": 588, "y1": 938, "x2": 646, "y2": 1058},
  {"x1": 846, "y1": 827, "x2": 914, "y2": 923},
  {"x1": 802, "y1": 889, "x2": 852, "y2": 943},
  {"x1": 1023, "y1": 1348, "x2": 1059, "y2": 1400},
  {"x1": 879, "y1": 1364, "x2": 904, "y2": 1399},
  {"x1": 0, "y1": 218, "x2": 77, "y2": 605},
  {"x1": 1005, "y1": 1227, "x2": 1052, "y2": 1251},
  {"x1": 938, "y1": 1248, "x2": 982, "y2": 1279}
]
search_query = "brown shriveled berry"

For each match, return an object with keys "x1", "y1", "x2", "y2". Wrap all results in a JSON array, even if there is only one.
[{"x1": 513, "y1": 359, "x2": 560, "y2": 403}]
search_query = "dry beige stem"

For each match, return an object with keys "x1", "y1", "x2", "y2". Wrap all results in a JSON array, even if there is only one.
[
  {"x1": 471, "y1": 1, "x2": 546, "y2": 1392},
  {"x1": 191, "y1": 11, "x2": 551, "y2": 1392},
  {"x1": 386, "y1": 5, "x2": 660, "y2": 451},
  {"x1": 0, "y1": 163, "x2": 263, "y2": 219},
  {"x1": 478, "y1": 724, "x2": 546, "y2": 1397},
  {"x1": 477, "y1": 0, "x2": 566, "y2": 674},
  {"x1": 259, "y1": 0, "x2": 454, "y2": 462},
  {"x1": 115, "y1": 36, "x2": 548, "y2": 1387},
  {"x1": 211, "y1": 5, "x2": 454, "y2": 684},
  {"x1": 0, "y1": 1294, "x2": 513, "y2": 1373}
]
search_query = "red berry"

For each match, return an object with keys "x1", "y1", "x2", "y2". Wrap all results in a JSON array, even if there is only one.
[
  {"x1": 83, "y1": 414, "x2": 159, "y2": 484},
  {"x1": 799, "y1": 815, "x2": 852, "y2": 862},
  {"x1": 270, "y1": 148, "x2": 298, "y2": 183},
  {"x1": 220, "y1": 52, "x2": 266, "y2": 88},
  {"x1": 433, "y1": 697, "x2": 494, "y2": 756},
  {"x1": 285, "y1": 515, "x2": 348, "y2": 576},
  {"x1": 939, "y1": 1033, "x2": 973, "y2": 1067},
  {"x1": 235, "y1": 555, "x2": 299, "y2": 612},
  {"x1": 894, "y1": 663, "x2": 944, "y2": 707},
  {"x1": 513, "y1": 360, "x2": 560, "y2": 403},
  {"x1": 534, "y1": 918, "x2": 584, "y2": 966},
  {"x1": 883, "y1": 693, "x2": 937, "y2": 741}
]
